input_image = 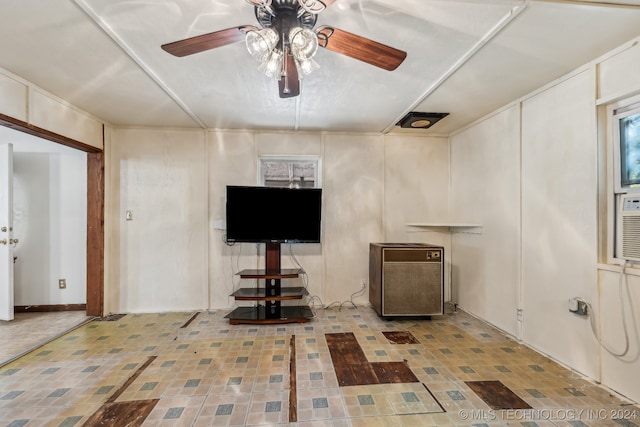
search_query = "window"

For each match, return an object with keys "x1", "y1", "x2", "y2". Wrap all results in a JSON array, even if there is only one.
[
  {"x1": 618, "y1": 110, "x2": 640, "y2": 188},
  {"x1": 608, "y1": 95, "x2": 640, "y2": 262},
  {"x1": 613, "y1": 99, "x2": 640, "y2": 193},
  {"x1": 258, "y1": 156, "x2": 321, "y2": 189}
]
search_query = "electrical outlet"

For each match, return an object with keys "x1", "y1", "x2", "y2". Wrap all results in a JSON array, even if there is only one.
[
  {"x1": 576, "y1": 300, "x2": 588, "y2": 316},
  {"x1": 59, "y1": 279, "x2": 66, "y2": 289},
  {"x1": 568, "y1": 298, "x2": 588, "y2": 316}
]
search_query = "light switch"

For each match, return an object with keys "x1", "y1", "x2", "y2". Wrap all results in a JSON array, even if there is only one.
[{"x1": 126, "y1": 210, "x2": 134, "y2": 221}]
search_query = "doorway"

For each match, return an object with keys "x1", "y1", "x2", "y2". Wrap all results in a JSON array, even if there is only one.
[{"x1": 0, "y1": 114, "x2": 104, "y2": 316}]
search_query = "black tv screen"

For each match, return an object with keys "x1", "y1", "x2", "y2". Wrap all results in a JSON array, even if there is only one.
[{"x1": 226, "y1": 185, "x2": 322, "y2": 243}]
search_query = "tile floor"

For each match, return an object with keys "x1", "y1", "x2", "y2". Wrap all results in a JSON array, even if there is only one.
[
  {"x1": 0, "y1": 311, "x2": 93, "y2": 366},
  {"x1": 0, "y1": 307, "x2": 638, "y2": 426}
]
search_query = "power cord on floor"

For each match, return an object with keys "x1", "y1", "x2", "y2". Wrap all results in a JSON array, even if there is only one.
[
  {"x1": 324, "y1": 280, "x2": 367, "y2": 311},
  {"x1": 288, "y1": 244, "x2": 323, "y2": 317}
]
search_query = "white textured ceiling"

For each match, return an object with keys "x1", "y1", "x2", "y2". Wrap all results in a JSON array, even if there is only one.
[{"x1": 1, "y1": 0, "x2": 640, "y2": 135}]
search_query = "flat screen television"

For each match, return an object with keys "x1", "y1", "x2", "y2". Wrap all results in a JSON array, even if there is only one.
[{"x1": 225, "y1": 185, "x2": 322, "y2": 243}]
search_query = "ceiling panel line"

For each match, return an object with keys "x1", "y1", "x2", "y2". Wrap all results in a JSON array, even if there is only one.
[
  {"x1": 71, "y1": 0, "x2": 208, "y2": 128},
  {"x1": 531, "y1": 0, "x2": 640, "y2": 8},
  {"x1": 382, "y1": 1, "x2": 530, "y2": 134}
]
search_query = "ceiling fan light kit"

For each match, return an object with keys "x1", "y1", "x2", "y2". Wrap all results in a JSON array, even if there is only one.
[
  {"x1": 161, "y1": 0, "x2": 407, "y2": 98},
  {"x1": 397, "y1": 112, "x2": 449, "y2": 129},
  {"x1": 245, "y1": 28, "x2": 279, "y2": 62}
]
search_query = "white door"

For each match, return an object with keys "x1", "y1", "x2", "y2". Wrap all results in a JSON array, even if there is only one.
[{"x1": 0, "y1": 143, "x2": 14, "y2": 321}]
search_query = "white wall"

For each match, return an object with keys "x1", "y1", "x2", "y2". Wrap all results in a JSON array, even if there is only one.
[
  {"x1": 384, "y1": 135, "x2": 452, "y2": 300},
  {"x1": 10, "y1": 140, "x2": 87, "y2": 305},
  {"x1": 451, "y1": 35, "x2": 640, "y2": 402},
  {"x1": 105, "y1": 128, "x2": 208, "y2": 314},
  {"x1": 451, "y1": 70, "x2": 602, "y2": 381},
  {"x1": 207, "y1": 131, "x2": 258, "y2": 310},
  {"x1": 450, "y1": 105, "x2": 520, "y2": 337},
  {"x1": 0, "y1": 69, "x2": 103, "y2": 150},
  {"x1": 598, "y1": 268, "x2": 640, "y2": 403},
  {"x1": 521, "y1": 70, "x2": 598, "y2": 378},
  {"x1": 105, "y1": 129, "x2": 449, "y2": 313},
  {"x1": 596, "y1": 37, "x2": 640, "y2": 402}
]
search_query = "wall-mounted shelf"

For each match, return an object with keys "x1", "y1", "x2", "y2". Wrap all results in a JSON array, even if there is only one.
[{"x1": 406, "y1": 223, "x2": 483, "y2": 234}]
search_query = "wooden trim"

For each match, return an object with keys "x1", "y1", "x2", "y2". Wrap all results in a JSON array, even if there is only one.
[
  {"x1": 0, "y1": 115, "x2": 104, "y2": 318},
  {"x1": 0, "y1": 113, "x2": 101, "y2": 153},
  {"x1": 83, "y1": 356, "x2": 159, "y2": 426},
  {"x1": 180, "y1": 312, "x2": 200, "y2": 328},
  {"x1": 15, "y1": 304, "x2": 86, "y2": 313},
  {"x1": 107, "y1": 356, "x2": 157, "y2": 403},
  {"x1": 87, "y1": 151, "x2": 104, "y2": 316},
  {"x1": 289, "y1": 335, "x2": 297, "y2": 423}
]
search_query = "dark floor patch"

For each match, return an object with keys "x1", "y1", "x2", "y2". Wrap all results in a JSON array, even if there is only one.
[
  {"x1": 81, "y1": 399, "x2": 158, "y2": 426},
  {"x1": 96, "y1": 314, "x2": 126, "y2": 322},
  {"x1": 325, "y1": 332, "x2": 418, "y2": 386},
  {"x1": 82, "y1": 357, "x2": 158, "y2": 426},
  {"x1": 382, "y1": 331, "x2": 420, "y2": 344},
  {"x1": 289, "y1": 335, "x2": 297, "y2": 423},
  {"x1": 466, "y1": 380, "x2": 532, "y2": 410},
  {"x1": 108, "y1": 356, "x2": 157, "y2": 403},
  {"x1": 180, "y1": 312, "x2": 201, "y2": 329}
]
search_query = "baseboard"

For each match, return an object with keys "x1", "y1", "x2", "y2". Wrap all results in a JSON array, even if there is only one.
[{"x1": 15, "y1": 304, "x2": 87, "y2": 313}]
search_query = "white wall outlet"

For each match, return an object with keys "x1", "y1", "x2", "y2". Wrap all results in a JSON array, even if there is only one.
[{"x1": 59, "y1": 279, "x2": 66, "y2": 289}]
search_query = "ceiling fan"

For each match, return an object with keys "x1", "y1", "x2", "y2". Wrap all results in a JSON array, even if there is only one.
[{"x1": 161, "y1": 0, "x2": 407, "y2": 98}]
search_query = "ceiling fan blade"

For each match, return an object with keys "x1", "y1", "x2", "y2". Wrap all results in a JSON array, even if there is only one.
[
  {"x1": 161, "y1": 26, "x2": 254, "y2": 57},
  {"x1": 279, "y1": 54, "x2": 300, "y2": 98},
  {"x1": 316, "y1": 26, "x2": 406, "y2": 71}
]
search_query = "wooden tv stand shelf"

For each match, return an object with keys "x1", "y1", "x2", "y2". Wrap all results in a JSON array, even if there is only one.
[
  {"x1": 238, "y1": 268, "x2": 301, "y2": 279},
  {"x1": 225, "y1": 244, "x2": 313, "y2": 325}
]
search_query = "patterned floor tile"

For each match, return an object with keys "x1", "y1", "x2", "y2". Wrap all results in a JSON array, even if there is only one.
[{"x1": 0, "y1": 307, "x2": 637, "y2": 426}]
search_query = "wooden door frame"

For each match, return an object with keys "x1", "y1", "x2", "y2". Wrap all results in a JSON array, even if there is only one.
[{"x1": 0, "y1": 113, "x2": 104, "y2": 317}]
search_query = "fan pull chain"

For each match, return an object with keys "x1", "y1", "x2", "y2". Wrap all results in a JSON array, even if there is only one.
[{"x1": 282, "y1": 44, "x2": 291, "y2": 94}]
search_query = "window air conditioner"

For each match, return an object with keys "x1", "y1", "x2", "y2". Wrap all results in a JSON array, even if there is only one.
[{"x1": 617, "y1": 194, "x2": 640, "y2": 262}]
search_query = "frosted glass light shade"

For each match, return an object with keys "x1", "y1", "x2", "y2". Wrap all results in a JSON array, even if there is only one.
[
  {"x1": 246, "y1": 28, "x2": 278, "y2": 62},
  {"x1": 258, "y1": 49, "x2": 284, "y2": 79},
  {"x1": 289, "y1": 27, "x2": 318, "y2": 60},
  {"x1": 295, "y1": 57, "x2": 320, "y2": 77}
]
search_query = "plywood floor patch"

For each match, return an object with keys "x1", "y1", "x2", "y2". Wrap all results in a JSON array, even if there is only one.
[
  {"x1": 382, "y1": 331, "x2": 420, "y2": 344},
  {"x1": 466, "y1": 380, "x2": 532, "y2": 410},
  {"x1": 82, "y1": 400, "x2": 159, "y2": 427},
  {"x1": 326, "y1": 332, "x2": 419, "y2": 386}
]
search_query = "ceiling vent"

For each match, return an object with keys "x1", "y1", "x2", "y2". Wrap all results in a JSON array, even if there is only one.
[{"x1": 397, "y1": 112, "x2": 449, "y2": 129}]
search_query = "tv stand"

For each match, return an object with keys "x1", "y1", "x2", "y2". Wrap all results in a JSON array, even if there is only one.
[{"x1": 225, "y1": 242, "x2": 313, "y2": 325}]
